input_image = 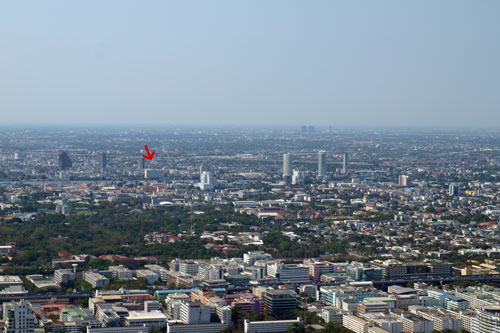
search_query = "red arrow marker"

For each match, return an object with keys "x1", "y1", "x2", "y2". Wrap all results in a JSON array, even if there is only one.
[{"x1": 142, "y1": 145, "x2": 155, "y2": 160}]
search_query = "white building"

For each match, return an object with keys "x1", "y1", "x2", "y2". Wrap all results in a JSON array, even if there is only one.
[
  {"x1": 3, "y1": 299, "x2": 36, "y2": 333},
  {"x1": 343, "y1": 315, "x2": 369, "y2": 333},
  {"x1": 84, "y1": 271, "x2": 110, "y2": 288},
  {"x1": 54, "y1": 269, "x2": 76, "y2": 285},
  {"x1": 244, "y1": 317, "x2": 302, "y2": 333},
  {"x1": 167, "y1": 322, "x2": 228, "y2": 333},
  {"x1": 415, "y1": 309, "x2": 462, "y2": 331},
  {"x1": 318, "y1": 150, "x2": 327, "y2": 177},
  {"x1": 125, "y1": 311, "x2": 168, "y2": 331},
  {"x1": 179, "y1": 261, "x2": 199, "y2": 276},
  {"x1": 472, "y1": 306, "x2": 500, "y2": 333},
  {"x1": 243, "y1": 251, "x2": 272, "y2": 265},
  {"x1": 144, "y1": 301, "x2": 161, "y2": 313},
  {"x1": 342, "y1": 152, "x2": 349, "y2": 174},
  {"x1": 88, "y1": 327, "x2": 148, "y2": 333},
  {"x1": 200, "y1": 171, "x2": 217, "y2": 191},
  {"x1": 216, "y1": 305, "x2": 232, "y2": 325},
  {"x1": 109, "y1": 265, "x2": 133, "y2": 280},
  {"x1": 144, "y1": 169, "x2": 165, "y2": 179},
  {"x1": 145, "y1": 264, "x2": 169, "y2": 282},
  {"x1": 322, "y1": 306, "x2": 346, "y2": 323},
  {"x1": 267, "y1": 263, "x2": 310, "y2": 283},
  {"x1": 179, "y1": 302, "x2": 210, "y2": 324},
  {"x1": 390, "y1": 310, "x2": 434, "y2": 333},
  {"x1": 282, "y1": 153, "x2": 292, "y2": 180},
  {"x1": 199, "y1": 265, "x2": 224, "y2": 281},
  {"x1": 292, "y1": 169, "x2": 305, "y2": 185},
  {"x1": 135, "y1": 270, "x2": 159, "y2": 285},
  {"x1": 0, "y1": 276, "x2": 24, "y2": 289}
]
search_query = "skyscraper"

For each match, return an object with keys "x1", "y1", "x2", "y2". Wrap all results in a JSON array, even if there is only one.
[
  {"x1": 58, "y1": 151, "x2": 72, "y2": 170},
  {"x1": 342, "y1": 152, "x2": 349, "y2": 174},
  {"x1": 138, "y1": 157, "x2": 145, "y2": 171},
  {"x1": 283, "y1": 153, "x2": 292, "y2": 181},
  {"x1": 292, "y1": 169, "x2": 305, "y2": 185},
  {"x1": 398, "y1": 175, "x2": 410, "y2": 187},
  {"x1": 449, "y1": 184, "x2": 459, "y2": 196},
  {"x1": 318, "y1": 150, "x2": 327, "y2": 177},
  {"x1": 99, "y1": 152, "x2": 107, "y2": 173},
  {"x1": 200, "y1": 171, "x2": 216, "y2": 191},
  {"x1": 200, "y1": 164, "x2": 209, "y2": 182}
]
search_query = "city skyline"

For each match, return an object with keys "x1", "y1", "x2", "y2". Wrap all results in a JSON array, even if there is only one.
[{"x1": 1, "y1": 1, "x2": 500, "y2": 331}]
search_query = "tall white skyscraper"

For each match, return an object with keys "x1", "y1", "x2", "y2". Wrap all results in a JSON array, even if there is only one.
[
  {"x1": 283, "y1": 153, "x2": 292, "y2": 180},
  {"x1": 342, "y1": 152, "x2": 349, "y2": 174},
  {"x1": 199, "y1": 164, "x2": 208, "y2": 182},
  {"x1": 318, "y1": 150, "x2": 327, "y2": 177},
  {"x1": 200, "y1": 171, "x2": 216, "y2": 191}
]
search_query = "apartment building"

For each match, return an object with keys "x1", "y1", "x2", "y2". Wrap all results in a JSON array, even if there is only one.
[
  {"x1": 414, "y1": 308, "x2": 462, "y2": 331},
  {"x1": 390, "y1": 310, "x2": 434, "y2": 333},
  {"x1": 343, "y1": 315, "x2": 370, "y2": 333}
]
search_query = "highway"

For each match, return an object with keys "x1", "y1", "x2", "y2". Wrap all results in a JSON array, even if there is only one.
[{"x1": 0, "y1": 292, "x2": 91, "y2": 302}]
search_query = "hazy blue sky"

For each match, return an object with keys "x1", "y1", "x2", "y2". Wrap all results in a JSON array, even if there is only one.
[{"x1": 1, "y1": 1, "x2": 499, "y2": 127}]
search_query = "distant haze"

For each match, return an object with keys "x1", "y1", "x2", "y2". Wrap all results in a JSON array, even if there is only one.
[{"x1": 1, "y1": 1, "x2": 499, "y2": 127}]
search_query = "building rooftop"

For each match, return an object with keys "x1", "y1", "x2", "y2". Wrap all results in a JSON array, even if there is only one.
[{"x1": 126, "y1": 311, "x2": 168, "y2": 320}]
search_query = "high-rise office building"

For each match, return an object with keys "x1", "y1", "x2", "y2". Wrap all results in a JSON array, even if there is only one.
[
  {"x1": 199, "y1": 164, "x2": 209, "y2": 182},
  {"x1": 3, "y1": 299, "x2": 36, "y2": 332},
  {"x1": 138, "y1": 157, "x2": 145, "y2": 171},
  {"x1": 318, "y1": 150, "x2": 327, "y2": 177},
  {"x1": 449, "y1": 184, "x2": 459, "y2": 196},
  {"x1": 399, "y1": 175, "x2": 410, "y2": 187},
  {"x1": 292, "y1": 169, "x2": 305, "y2": 185},
  {"x1": 200, "y1": 171, "x2": 216, "y2": 191},
  {"x1": 263, "y1": 289, "x2": 297, "y2": 316},
  {"x1": 342, "y1": 152, "x2": 349, "y2": 174},
  {"x1": 283, "y1": 153, "x2": 292, "y2": 181},
  {"x1": 58, "y1": 151, "x2": 72, "y2": 170},
  {"x1": 99, "y1": 152, "x2": 107, "y2": 173},
  {"x1": 144, "y1": 169, "x2": 165, "y2": 180}
]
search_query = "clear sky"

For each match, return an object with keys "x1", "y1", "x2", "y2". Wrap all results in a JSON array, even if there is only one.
[{"x1": 1, "y1": 1, "x2": 499, "y2": 127}]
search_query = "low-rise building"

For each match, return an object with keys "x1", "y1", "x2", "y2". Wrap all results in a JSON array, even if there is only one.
[
  {"x1": 343, "y1": 314, "x2": 370, "y2": 333},
  {"x1": 244, "y1": 317, "x2": 302, "y2": 333},
  {"x1": 125, "y1": 310, "x2": 168, "y2": 331},
  {"x1": 84, "y1": 271, "x2": 110, "y2": 288}
]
